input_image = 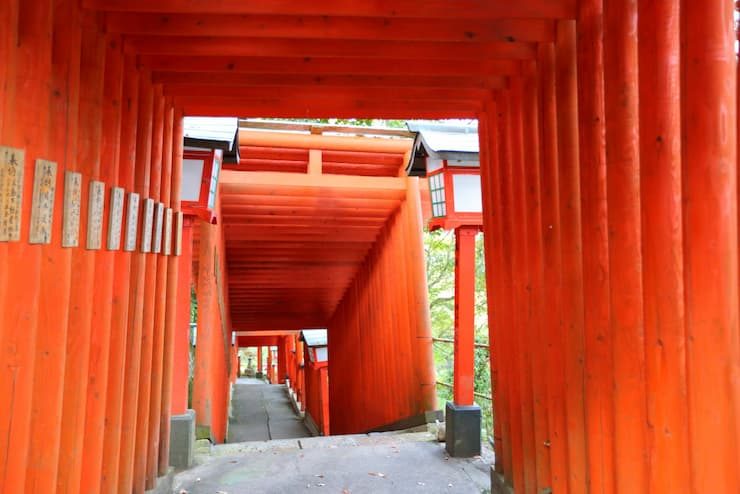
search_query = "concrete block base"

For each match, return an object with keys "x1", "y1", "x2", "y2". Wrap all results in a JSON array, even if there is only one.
[
  {"x1": 444, "y1": 401, "x2": 481, "y2": 457},
  {"x1": 169, "y1": 409, "x2": 195, "y2": 470}
]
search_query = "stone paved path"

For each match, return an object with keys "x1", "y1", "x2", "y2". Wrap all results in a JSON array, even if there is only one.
[{"x1": 227, "y1": 378, "x2": 311, "y2": 443}]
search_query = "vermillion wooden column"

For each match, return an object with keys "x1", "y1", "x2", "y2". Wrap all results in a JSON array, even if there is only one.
[
  {"x1": 278, "y1": 338, "x2": 288, "y2": 384},
  {"x1": 555, "y1": 20, "x2": 585, "y2": 494},
  {"x1": 638, "y1": 0, "x2": 689, "y2": 491},
  {"x1": 118, "y1": 71, "x2": 154, "y2": 494},
  {"x1": 170, "y1": 215, "x2": 193, "y2": 416},
  {"x1": 100, "y1": 54, "x2": 139, "y2": 494},
  {"x1": 193, "y1": 218, "x2": 217, "y2": 439},
  {"x1": 24, "y1": 2, "x2": 78, "y2": 492},
  {"x1": 682, "y1": 0, "x2": 740, "y2": 491},
  {"x1": 453, "y1": 226, "x2": 477, "y2": 405},
  {"x1": 257, "y1": 346, "x2": 263, "y2": 374},
  {"x1": 146, "y1": 97, "x2": 174, "y2": 488},
  {"x1": 57, "y1": 15, "x2": 104, "y2": 494},
  {"x1": 577, "y1": 0, "x2": 614, "y2": 492},
  {"x1": 133, "y1": 84, "x2": 164, "y2": 494},
  {"x1": 80, "y1": 33, "x2": 124, "y2": 494},
  {"x1": 603, "y1": 0, "x2": 647, "y2": 491},
  {"x1": 0, "y1": 1, "x2": 51, "y2": 488},
  {"x1": 159, "y1": 108, "x2": 184, "y2": 475},
  {"x1": 267, "y1": 346, "x2": 274, "y2": 382}
]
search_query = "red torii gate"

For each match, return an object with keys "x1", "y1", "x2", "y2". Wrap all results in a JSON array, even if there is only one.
[{"x1": 0, "y1": 1, "x2": 738, "y2": 493}]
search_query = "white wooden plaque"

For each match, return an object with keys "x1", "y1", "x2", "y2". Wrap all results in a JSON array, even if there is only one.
[
  {"x1": 124, "y1": 192, "x2": 139, "y2": 252},
  {"x1": 62, "y1": 171, "x2": 82, "y2": 247},
  {"x1": 140, "y1": 197, "x2": 154, "y2": 253},
  {"x1": 107, "y1": 187, "x2": 124, "y2": 250},
  {"x1": 29, "y1": 159, "x2": 57, "y2": 244},
  {"x1": 163, "y1": 208, "x2": 173, "y2": 256},
  {"x1": 153, "y1": 202, "x2": 164, "y2": 254},
  {"x1": 0, "y1": 146, "x2": 25, "y2": 242},
  {"x1": 174, "y1": 211, "x2": 183, "y2": 256},
  {"x1": 86, "y1": 180, "x2": 105, "y2": 250}
]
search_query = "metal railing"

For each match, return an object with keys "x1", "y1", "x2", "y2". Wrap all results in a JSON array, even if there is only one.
[{"x1": 432, "y1": 337, "x2": 493, "y2": 402}]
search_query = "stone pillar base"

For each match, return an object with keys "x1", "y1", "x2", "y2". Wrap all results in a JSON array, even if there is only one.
[
  {"x1": 169, "y1": 409, "x2": 195, "y2": 470},
  {"x1": 444, "y1": 401, "x2": 481, "y2": 457},
  {"x1": 144, "y1": 468, "x2": 175, "y2": 494}
]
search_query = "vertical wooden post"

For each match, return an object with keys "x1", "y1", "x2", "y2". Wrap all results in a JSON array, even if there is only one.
[
  {"x1": 159, "y1": 108, "x2": 184, "y2": 475},
  {"x1": 308, "y1": 149, "x2": 322, "y2": 175},
  {"x1": 453, "y1": 226, "x2": 477, "y2": 406},
  {"x1": 603, "y1": 0, "x2": 647, "y2": 491},
  {"x1": 538, "y1": 40, "x2": 568, "y2": 493},
  {"x1": 147, "y1": 97, "x2": 174, "y2": 487},
  {"x1": 170, "y1": 216, "x2": 192, "y2": 416},
  {"x1": 554, "y1": 20, "x2": 584, "y2": 494},
  {"x1": 80, "y1": 33, "x2": 124, "y2": 494},
  {"x1": 267, "y1": 345, "x2": 274, "y2": 382},
  {"x1": 682, "y1": 0, "x2": 740, "y2": 490},
  {"x1": 510, "y1": 77, "x2": 537, "y2": 493},
  {"x1": 638, "y1": 1, "x2": 689, "y2": 491},
  {"x1": 0, "y1": 1, "x2": 51, "y2": 488},
  {"x1": 118, "y1": 71, "x2": 154, "y2": 494},
  {"x1": 57, "y1": 16, "x2": 104, "y2": 493},
  {"x1": 24, "y1": 2, "x2": 79, "y2": 492},
  {"x1": 577, "y1": 0, "x2": 615, "y2": 491},
  {"x1": 257, "y1": 346, "x2": 263, "y2": 374},
  {"x1": 193, "y1": 218, "x2": 217, "y2": 439},
  {"x1": 523, "y1": 59, "x2": 552, "y2": 490},
  {"x1": 100, "y1": 53, "x2": 139, "y2": 494},
  {"x1": 133, "y1": 84, "x2": 164, "y2": 494}
]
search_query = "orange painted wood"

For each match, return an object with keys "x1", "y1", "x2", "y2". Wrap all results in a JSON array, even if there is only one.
[
  {"x1": 497, "y1": 92, "x2": 522, "y2": 487},
  {"x1": 133, "y1": 84, "x2": 163, "y2": 493},
  {"x1": 537, "y1": 41, "x2": 568, "y2": 494},
  {"x1": 0, "y1": 1, "x2": 51, "y2": 489},
  {"x1": 140, "y1": 55, "x2": 521, "y2": 78},
  {"x1": 576, "y1": 0, "x2": 615, "y2": 491},
  {"x1": 682, "y1": 0, "x2": 740, "y2": 490},
  {"x1": 239, "y1": 132, "x2": 412, "y2": 155},
  {"x1": 117, "y1": 72, "x2": 154, "y2": 494},
  {"x1": 24, "y1": 2, "x2": 79, "y2": 492},
  {"x1": 100, "y1": 53, "x2": 139, "y2": 494},
  {"x1": 180, "y1": 98, "x2": 480, "y2": 120},
  {"x1": 510, "y1": 78, "x2": 537, "y2": 493},
  {"x1": 107, "y1": 13, "x2": 554, "y2": 43},
  {"x1": 523, "y1": 61, "x2": 552, "y2": 491},
  {"x1": 603, "y1": 0, "x2": 647, "y2": 491},
  {"x1": 80, "y1": 32, "x2": 124, "y2": 494},
  {"x1": 156, "y1": 72, "x2": 506, "y2": 90},
  {"x1": 637, "y1": 0, "x2": 690, "y2": 491},
  {"x1": 84, "y1": 0, "x2": 577, "y2": 20},
  {"x1": 147, "y1": 98, "x2": 174, "y2": 485},
  {"x1": 170, "y1": 217, "x2": 192, "y2": 416},
  {"x1": 453, "y1": 226, "x2": 477, "y2": 406},
  {"x1": 125, "y1": 36, "x2": 537, "y2": 61},
  {"x1": 477, "y1": 105, "x2": 506, "y2": 474},
  {"x1": 56, "y1": 13, "x2": 104, "y2": 494},
  {"x1": 554, "y1": 20, "x2": 583, "y2": 494}
]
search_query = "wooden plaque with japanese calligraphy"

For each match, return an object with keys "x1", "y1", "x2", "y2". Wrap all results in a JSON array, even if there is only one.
[
  {"x1": 174, "y1": 211, "x2": 183, "y2": 256},
  {"x1": 141, "y1": 198, "x2": 154, "y2": 253},
  {"x1": 61, "y1": 171, "x2": 82, "y2": 247},
  {"x1": 107, "y1": 187, "x2": 124, "y2": 250},
  {"x1": 163, "y1": 208, "x2": 173, "y2": 255},
  {"x1": 86, "y1": 180, "x2": 105, "y2": 250},
  {"x1": 124, "y1": 192, "x2": 139, "y2": 252},
  {"x1": 0, "y1": 146, "x2": 25, "y2": 242},
  {"x1": 29, "y1": 159, "x2": 57, "y2": 244},
  {"x1": 153, "y1": 202, "x2": 164, "y2": 254}
]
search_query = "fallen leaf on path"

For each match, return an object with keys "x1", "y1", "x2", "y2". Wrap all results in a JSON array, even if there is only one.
[{"x1": 368, "y1": 472, "x2": 386, "y2": 478}]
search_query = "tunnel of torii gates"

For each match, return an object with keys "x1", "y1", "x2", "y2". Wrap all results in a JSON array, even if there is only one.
[{"x1": 0, "y1": 1, "x2": 739, "y2": 494}]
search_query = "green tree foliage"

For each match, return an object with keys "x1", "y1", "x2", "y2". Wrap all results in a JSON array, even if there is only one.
[{"x1": 424, "y1": 229, "x2": 493, "y2": 439}]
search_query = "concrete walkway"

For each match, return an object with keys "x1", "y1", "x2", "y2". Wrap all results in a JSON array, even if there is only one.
[
  {"x1": 227, "y1": 378, "x2": 311, "y2": 442},
  {"x1": 174, "y1": 430, "x2": 493, "y2": 493}
]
